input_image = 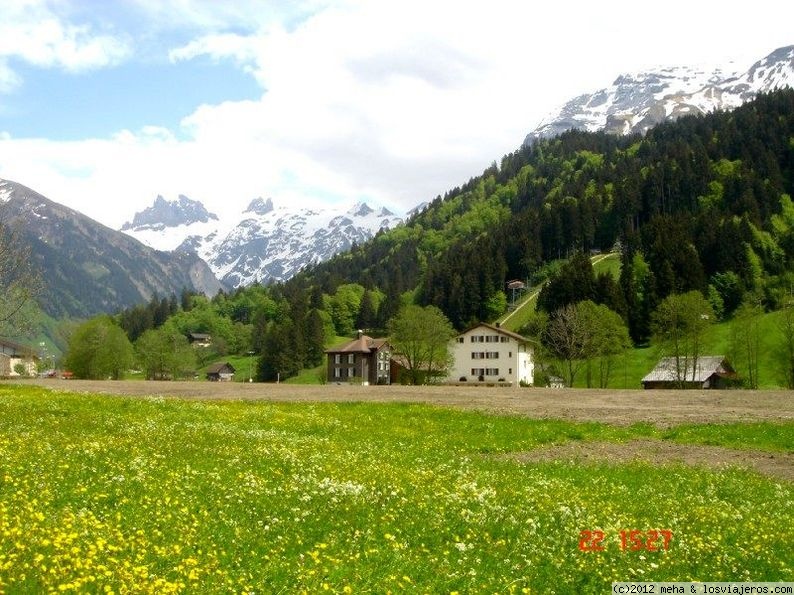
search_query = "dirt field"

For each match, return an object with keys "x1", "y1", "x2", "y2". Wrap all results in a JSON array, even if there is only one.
[
  {"x1": 16, "y1": 378, "x2": 794, "y2": 427},
  {"x1": 504, "y1": 440, "x2": 794, "y2": 482}
]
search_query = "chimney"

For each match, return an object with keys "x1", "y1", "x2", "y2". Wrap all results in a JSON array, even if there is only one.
[{"x1": 495, "y1": 322, "x2": 501, "y2": 328}]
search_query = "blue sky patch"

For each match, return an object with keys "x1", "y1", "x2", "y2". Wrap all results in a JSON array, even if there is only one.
[{"x1": 0, "y1": 57, "x2": 262, "y2": 140}]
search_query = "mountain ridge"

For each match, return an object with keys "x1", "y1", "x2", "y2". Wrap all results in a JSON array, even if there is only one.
[
  {"x1": 120, "y1": 195, "x2": 404, "y2": 287},
  {"x1": 524, "y1": 45, "x2": 794, "y2": 144},
  {"x1": 0, "y1": 178, "x2": 224, "y2": 318}
]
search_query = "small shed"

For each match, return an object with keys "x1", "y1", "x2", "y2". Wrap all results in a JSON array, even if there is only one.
[
  {"x1": 207, "y1": 362, "x2": 235, "y2": 382},
  {"x1": 547, "y1": 375, "x2": 566, "y2": 389},
  {"x1": 188, "y1": 333, "x2": 212, "y2": 347},
  {"x1": 641, "y1": 356, "x2": 738, "y2": 389}
]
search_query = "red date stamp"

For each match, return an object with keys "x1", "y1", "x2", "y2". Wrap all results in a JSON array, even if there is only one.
[{"x1": 578, "y1": 529, "x2": 672, "y2": 552}]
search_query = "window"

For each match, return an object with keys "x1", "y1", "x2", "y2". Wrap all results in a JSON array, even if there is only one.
[
  {"x1": 334, "y1": 354, "x2": 341, "y2": 364},
  {"x1": 486, "y1": 352, "x2": 499, "y2": 359},
  {"x1": 334, "y1": 368, "x2": 341, "y2": 378},
  {"x1": 347, "y1": 368, "x2": 355, "y2": 377},
  {"x1": 509, "y1": 368, "x2": 513, "y2": 375},
  {"x1": 509, "y1": 352, "x2": 512, "y2": 358},
  {"x1": 457, "y1": 337, "x2": 464, "y2": 343},
  {"x1": 470, "y1": 335, "x2": 484, "y2": 343},
  {"x1": 472, "y1": 352, "x2": 485, "y2": 359},
  {"x1": 500, "y1": 336, "x2": 510, "y2": 343},
  {"x1": 471, "y1": 368, "x2": 485, "y2": 376},
  {"x1": 347, "y1": 354, "x2": 355, "y2": 364},
  {"x1": 486, "y1": 368, "x2": 499, "y2": 376}
]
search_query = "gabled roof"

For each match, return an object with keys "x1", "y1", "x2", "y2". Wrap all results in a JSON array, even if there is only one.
[
  {"x1": 326, "y1": 334, "x2": 389, "y2": 354},
  {"x1": 642, "y1": 356, "x2": 736, "y2": 383},
  {"x1": 458, "y1": 322, "x2": 532, "y2": 344},
  {"x1": 207, "y1": 362, "x2": 235, "y2": 374}
]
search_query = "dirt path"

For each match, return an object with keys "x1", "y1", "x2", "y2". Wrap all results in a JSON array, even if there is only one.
[
  {"x1": 15, "y1": 378, "x2": 794, "y2": 428},
  {"x1": 504, "y1": 439, "x2": 794, "y2": 482}
]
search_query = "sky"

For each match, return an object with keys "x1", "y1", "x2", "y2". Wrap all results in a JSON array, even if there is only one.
[{"x1": 0, "y1": 1, "x2": 792, "y2": 228}]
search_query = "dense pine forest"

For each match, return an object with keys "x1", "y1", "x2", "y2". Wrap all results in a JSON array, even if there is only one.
[{"x1": 64, "y1": 89, "x2": 794, "y2": 384}]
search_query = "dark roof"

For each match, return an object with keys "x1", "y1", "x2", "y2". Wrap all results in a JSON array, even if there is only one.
[
  {"x1": 0, "y1": 339, "x2": 37, "y2": 356},
  {"x1": 642, "y1": 356, "x2": 736, "y2": 383},
  {"x1": 458, "y1": 322, "x2": 533, "y2": 344},
  {"x1": 326, "y1": 334, "x2": 389, "y2": 354},
  {"x1": 207, "y1": 362, "x2": 235, "y2": 374},
  {"x1": 189, "y1": 333, "x2": 211, "y2": 340}
]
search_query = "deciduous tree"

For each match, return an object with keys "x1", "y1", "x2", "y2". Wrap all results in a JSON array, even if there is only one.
[
  {"x1": 651, "y1": 291, "x2": 714, "y2": 387},
  {"x1": 65, "y1": 316, "x2": 134, "y2": 379},
  {"x1": 728, "y1": 301, "x2": 762, "y2": 388},
  {"x1": 135, "y1": 325, "x2": 197, "y2": 380},
  {"x1": 388, "y1": 305, "x2": 455, "y2": 385}
]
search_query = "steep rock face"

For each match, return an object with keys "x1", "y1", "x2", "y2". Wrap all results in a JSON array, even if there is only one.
[
  {"x1": 0, "y1": 178, "x2": 223, "y2": 318},
  {"x1": 121, "y1": 194, "x2": 218, "y2": 231},
  {"x1": 524, "y1": 45, "x2": 794, "y2": 144},
  {"x1": 122, "y1": 196, "x2": 404, "y2": 287}
]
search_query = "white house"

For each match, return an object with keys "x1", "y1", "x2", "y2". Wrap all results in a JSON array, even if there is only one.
[
  {"x1": 447, "y1": 322, "x2": 534, "y2": 386},
  {"x1": 0, "y1": 339, "x2": 38, "y2": 378}
]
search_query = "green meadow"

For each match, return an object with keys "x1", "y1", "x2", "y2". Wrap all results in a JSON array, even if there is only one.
[{"x1": 0, "y1": 385, "x2": 791, "y2": 593}]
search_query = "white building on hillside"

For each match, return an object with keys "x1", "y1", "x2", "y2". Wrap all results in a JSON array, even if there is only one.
[{"x1": 447, "y1": 322, "x2": 534, "y2": 386}]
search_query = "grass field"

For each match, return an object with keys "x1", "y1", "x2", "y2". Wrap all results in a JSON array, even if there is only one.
[{"x1": 0, "y1": 384, "x2": 791, "y2": 593}]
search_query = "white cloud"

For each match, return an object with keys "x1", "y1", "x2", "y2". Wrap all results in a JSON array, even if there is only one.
[
  {"x1": 1, "y1": 0, "x2": 793, "y2": 230},
  {"x1": 0, "y1": 59, "x2": 21, "y2": 93},
  {"x1": 168, "y1": 33, "x2": 262, "y2": 68},
  {"x1": 0, "y1": 2, "x2": 130, "y2": 81}
]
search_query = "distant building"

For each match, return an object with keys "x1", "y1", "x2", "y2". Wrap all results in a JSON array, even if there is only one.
[
  {"x1": 0, "y1": 339, "x2": 38, "y2": 378},
  {"x1": 641, "y1": 356, "x2": 739, "y2": 389},
  {"x1": 447, "y1": 322, "x2": 534, "y2": 386},
  {"x1": 206, "y1": 362, "x2": 235, "y2": 382},
  {"x1": 325, "y1": 331, "x2": 391, "y2": 385},
  {"x1": 188, "y1": 333, "x2": 212, "y2": 347},
  {"x1": 547, "y1": 375, "x2": 566, "y2": 389}
]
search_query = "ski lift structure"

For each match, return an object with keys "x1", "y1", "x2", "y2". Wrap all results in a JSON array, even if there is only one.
[{"x1": 506, "y1": 279, "x2": 527, "y2": 309}]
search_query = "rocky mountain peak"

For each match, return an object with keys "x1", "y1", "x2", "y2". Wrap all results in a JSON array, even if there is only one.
[
  {"x1": 121, "y1": 194, "x2": 218, "y2": 231},
  {"x1": 350, "y1": 202, "x2": 374, "y2": 217},
  {"x1": 243, "y1": 197, "x2": 274, "y2": 216}
]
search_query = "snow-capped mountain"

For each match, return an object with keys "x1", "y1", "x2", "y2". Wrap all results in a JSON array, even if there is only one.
[
  {"x1": 121, "y1": 195, "x2": 404, "y2": 287},
  {"x1": 524, "y1": 45, "x2": 794, "y2": 144},
  {"x1": 120, "y1": 194, "x2": 220, "y2": 252}
]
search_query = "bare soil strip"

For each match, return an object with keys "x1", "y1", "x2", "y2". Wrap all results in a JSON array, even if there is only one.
[
  {"x1": 503, "y1": 439, "x2": 794, "y2": 482},
  {"x1": 15, "y1": 379, "x2": 794, "y2": 428}
]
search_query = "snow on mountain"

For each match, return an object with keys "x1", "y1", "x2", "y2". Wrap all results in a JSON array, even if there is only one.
[
  {"x1": 121, "y1": 195, "x2": 404, "y2": 287},
  {"x1": 524, "y1": 45, "x2": 794, "y2": 144},
  {"x1": 0, "y1": 180, "x2": 14, "y2": 203},
  {"x1": 120, "y1": 194, "x2": 221, "y2": 252}
]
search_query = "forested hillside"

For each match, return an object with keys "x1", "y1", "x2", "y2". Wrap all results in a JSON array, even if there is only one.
[{"x1": 285, "y1": 90, "x2": 794, "y2": 339}]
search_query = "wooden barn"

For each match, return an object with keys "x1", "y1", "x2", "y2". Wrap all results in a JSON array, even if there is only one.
[{"x1": 641, "y1": 356, "x2": 739, "y2": 389}]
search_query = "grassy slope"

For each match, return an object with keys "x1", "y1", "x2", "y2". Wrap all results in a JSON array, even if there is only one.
[
  {"x1": 501, "y1": 252, "x2": 621, "y2": 333},
  {"x1": 0, "y1": 385, "x2": 790, "y2": 593},
  {"x1": 580, "y1": 295, "x2": 789, "y2": 390},
  {"x1": 500, "y1": 253, "x2": 789, "y2": 389}
]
